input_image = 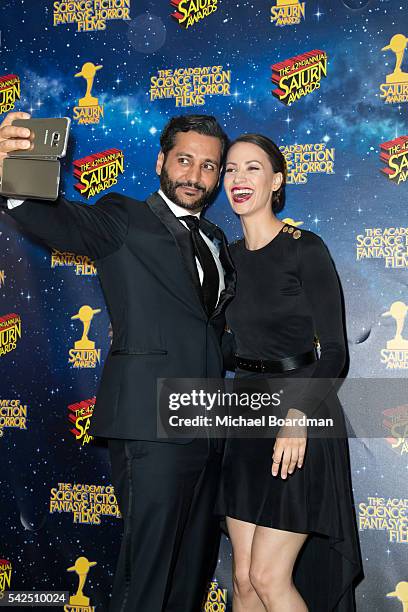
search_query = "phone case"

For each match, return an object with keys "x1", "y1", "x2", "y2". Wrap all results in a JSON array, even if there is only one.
[
  {"x1": 10, "y1": 117, "x2": 71, "y2": 158},
  {"x1": 1, "y1": 157, "x2": 61, "y2": 201},
  {"x1": 0, "y1": 117, "x2": 70, "y2": 200}
]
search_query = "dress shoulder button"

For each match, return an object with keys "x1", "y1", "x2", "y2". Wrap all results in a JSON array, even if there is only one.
[{"x1": 293, "y1": 229, "x2": 302, "y2": 239}]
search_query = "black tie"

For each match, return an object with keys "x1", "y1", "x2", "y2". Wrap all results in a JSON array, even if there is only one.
[{"x1": 180, "y1": 215, "x2": 219, "y2": 316}]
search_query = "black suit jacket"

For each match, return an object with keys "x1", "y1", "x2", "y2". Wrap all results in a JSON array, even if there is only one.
[{"x1": 1, "y1": 191, "x2": 236, "y2": 440}]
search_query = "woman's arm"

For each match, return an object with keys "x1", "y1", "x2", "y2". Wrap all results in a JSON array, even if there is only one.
[{"x1": 295, "y1": 231, "x2": 347, "y2": 417}]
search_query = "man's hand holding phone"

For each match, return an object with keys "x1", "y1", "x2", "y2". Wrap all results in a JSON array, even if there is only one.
[
  {"x1": 0, "y1": 111, "x2": 32, "y2": 178},
  {"x1": 0, "y1": 112, "x2": 70, "y2": 200}
]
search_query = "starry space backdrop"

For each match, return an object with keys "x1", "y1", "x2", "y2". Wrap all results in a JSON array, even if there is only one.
[{"x1": 0, "y1": 0, "x2": 407, "y2": 609}]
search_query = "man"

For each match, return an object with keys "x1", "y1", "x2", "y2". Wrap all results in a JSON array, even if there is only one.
[{"x1": 0, "y1": 112, "x2": 235, "y2": 611}]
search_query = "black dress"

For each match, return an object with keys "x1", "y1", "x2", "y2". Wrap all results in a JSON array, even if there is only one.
[{"x1": 218, "y1": 224, "x2": 363, "y2": 611}]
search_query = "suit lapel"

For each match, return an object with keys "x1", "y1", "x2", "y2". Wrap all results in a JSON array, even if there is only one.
[{"x1": 146, "y1": 192, "x2": 207, "y2": 316}]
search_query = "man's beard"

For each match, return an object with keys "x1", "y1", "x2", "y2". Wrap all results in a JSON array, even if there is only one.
[{"x1": 159, "y1": 166, "x2": 216, "y2": 212}]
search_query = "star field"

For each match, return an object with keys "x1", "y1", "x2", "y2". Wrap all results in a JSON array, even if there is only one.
[{"x1": 1, "y1": 0, "x2": 407, "y2": 609}]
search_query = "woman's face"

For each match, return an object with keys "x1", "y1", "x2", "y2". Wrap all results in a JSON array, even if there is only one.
[{"x1": 223, "y1": 141, "x2": 282, "y2": 218}]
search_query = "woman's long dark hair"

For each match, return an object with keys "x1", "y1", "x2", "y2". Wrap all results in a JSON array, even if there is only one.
[{"x1": 228, "y1": 133, "x2": 286, "y2": 213}]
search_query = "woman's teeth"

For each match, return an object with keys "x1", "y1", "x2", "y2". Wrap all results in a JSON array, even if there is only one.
[{"x1": 232, "y1": 189, "x2": 254, "y2": 203}]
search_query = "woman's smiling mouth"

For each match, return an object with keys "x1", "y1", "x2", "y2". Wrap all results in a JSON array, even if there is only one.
[{"x1": 231, "y1": 186, "x2": 254, "y2": 203}]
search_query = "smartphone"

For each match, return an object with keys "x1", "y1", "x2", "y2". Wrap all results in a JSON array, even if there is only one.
[
  {"x1": 0, "y1": 117, "x2": 70, "y2": 200},
  {"x1": 10, "y1": 117, "x2": 70, "y2": 158},
  {"x1": 1, "y1": 158, "x2": 60, "y2": 201}
]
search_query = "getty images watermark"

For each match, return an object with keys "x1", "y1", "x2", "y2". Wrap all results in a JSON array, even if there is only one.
[
  {"x1": 167, "y1": 388, "x2": 334, "y2": 429},
  {"x1": 157, "y1": 378, "x2": 342, "y2": 439},
  {"x1": 157, "y1": 377, "x2": 408, "y2": 440}
]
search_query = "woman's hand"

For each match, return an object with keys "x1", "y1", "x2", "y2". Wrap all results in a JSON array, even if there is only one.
[{"x1": 272, "y1": 408, "x2": 308, "y2": 479}]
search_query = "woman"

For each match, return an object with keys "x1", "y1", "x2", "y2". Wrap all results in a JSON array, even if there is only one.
[{"x1": 218, "y1": 134, "x2": 362, "y2": 611}]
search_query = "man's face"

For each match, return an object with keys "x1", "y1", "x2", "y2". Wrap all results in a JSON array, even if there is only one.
[{"x1": 156, "y1": 131, "x2": 222, "y2": 212}]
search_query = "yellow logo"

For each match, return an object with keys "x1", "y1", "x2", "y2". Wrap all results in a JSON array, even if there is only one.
[
  {"x1": 282, "y1": 218, "x2": 303, "y2": 226},
  {"x1": 359, "y1": 496, "x2": 408, "y2": 543},
  {"x1": 74, "y1": 148, "x2": 125, "y2": 198},
  {"x1": 150, "y1": 65, "x2": 231, "y2": 107},
  {"x1": 69, "y1": 397, "x2": 96, "y2": 445},
  {"x1": 271, "y1": 0, "x2": 305, "y2": 27},
  {"x1": 383, "y1": 405, "x2": 408, "y2": 456},
  {"x1": 387, "y1": 582, "x2": 408, "y2": 611},
  {"x1": 65, "y1": 556, "x2": 96, "y2": 611},
  {"x1": 380, "y1": 34, "x2": 408, "y2": 103},
  {"x1": 73, "y1": 62, "x2": 104, "y2": 124},
  {"x1": 0, "y1": 399, "x2": 27, "y2": 437},
  {"x1": 381, "y1": 301, "x2": 408, "y2": 369},
  {"x1": 280, "y1": 142, "x2": 335, "y2": 183},
  {"x1": 68, "y1": 306, "x2": 101, "y2": 368},
  {"x1": 0, "y1": 313, "x2": 21, "y2": 357},
  {"x1": 50, "y1": 483, "x2": 121, "y2": 524},
  {"x1": 51, "y1": 251, "x2": 97, "y2": 276},
  {"x1": 272, "y1": 51, "x2": 328, "y2": 106},
  {"x1": 171, "y1": 0, "x2": 218, "y2": 30},
  {"x1": 380, "y1": 136, "x2": 408, "y2": 184},
  {"x1": 54, "y1": 0, "x2": 131, "y2": 32},
  {"x1": 0, "y1": 559, "x2": 12, "y2": 596},
  {"x1": 356, "y1": 227, "x2": 408, "y2": 268},
  {"x1": 0, "y1": 74, "x2": 20, "y2": 115},
  {"x1": 204, "y1": 579, "x2": 227, "y2": 611}
]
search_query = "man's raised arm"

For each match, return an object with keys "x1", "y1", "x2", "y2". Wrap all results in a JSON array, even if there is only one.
[{"x1": 0, "y1": 112, "x2": 129, "y2": 260}]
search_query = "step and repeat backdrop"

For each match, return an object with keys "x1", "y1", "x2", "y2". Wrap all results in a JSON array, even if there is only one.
[{"x1": 0, "y1": 0, "x2": 407, "y2": 610}]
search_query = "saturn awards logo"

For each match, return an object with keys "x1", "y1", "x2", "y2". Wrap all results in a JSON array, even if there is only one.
[
  {"x1": 383, "y1": 404, "x2": 408, "y2": 456},
  {"x1": 387, "y1": 581, "x2": 408, "y2": 610},
  {"x1": 381, "y1": 301, "x2": 408, "y2": 369},
  {"x1": 68, "y1": 397, "x2": 96, "y2": 445},
  {"x1": 0, "y1": 74, "x2": 20, "y2": 115},
  {"x1": 380, "y1": 135, "x2": 408, "y2": 184},
  {"x1": 170, "y1": 0, "x2": 217, "y2": 29},
  {"x1": 68, "y1": 306, "x2": 101, "y2": 368},
  {"x1": 65, "y1": 556, "x2": 96, "y2": 611},
  {"x1": 0, "y1": 559, "x2": 12, "y2": 596},
  {"x1": 0, "y1": 313, "x2": 22, "y2": 357},
  {"x1": 73, "y1": 62, "x2": 104, "y2": 125},
  {"x1": 74, "y1": 148, "x2": 124, "y2": 198},
  {"x1": 271, "y1": 0, "x2": 305, "y2": 27},
  {"x1": 380, "y1": 34, "x2": 408, "y2": 104},
  {"x1": 271, "y1": 49, "x2": 327, "y2": 105},
  {"x1": 282, "y1": 218, "x2": 303, "y2": 227}
]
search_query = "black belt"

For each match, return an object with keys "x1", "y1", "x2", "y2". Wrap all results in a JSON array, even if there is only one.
[{"x1": 235, "y1": 349, "x2": 318, "y2": 373}]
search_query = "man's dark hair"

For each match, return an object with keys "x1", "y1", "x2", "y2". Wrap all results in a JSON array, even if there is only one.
[{"x1": 160, "y1": 114, "x2": 229, "y2": 166}]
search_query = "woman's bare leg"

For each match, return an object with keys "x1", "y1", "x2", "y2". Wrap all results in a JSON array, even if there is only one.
[
  {"x1": 249, "y1": 526, "x2": 308, "y2": 612},
  {"x1": 226, "y1": 516, "x2": 266, "y2": 612}
]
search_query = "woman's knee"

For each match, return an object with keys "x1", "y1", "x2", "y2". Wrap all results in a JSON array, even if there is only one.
[
  {"x1": 249, "y1": 565, "x2": 290, "y2": 600},
  {"x1": 233, "y1": 565, "x2": 256, "y2": 599}
]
